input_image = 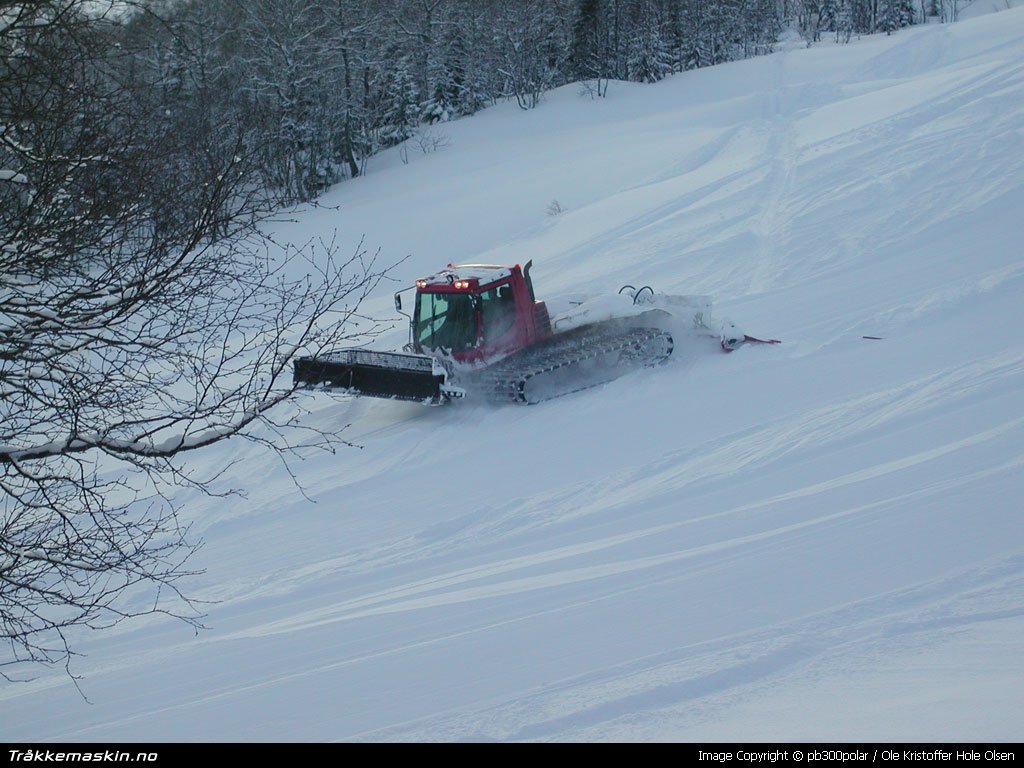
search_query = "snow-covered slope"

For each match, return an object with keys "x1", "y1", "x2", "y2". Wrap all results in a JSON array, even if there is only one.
[
  {"x1": 3, "y1": 11, "x2": 1024, "y2": 741},
  {"x1": 961, "y1": 0, "x2": 1024, "y2": 21}
]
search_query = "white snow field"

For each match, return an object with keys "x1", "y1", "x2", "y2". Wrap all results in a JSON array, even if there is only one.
[{"x1": 3, "y1": 11, "x2": 1024, "y2": 742}]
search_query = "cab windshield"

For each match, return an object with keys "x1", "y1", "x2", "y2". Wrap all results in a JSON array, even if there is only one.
[{"x1": 414, "y1": 292, "x2": 477, "y2": 350}]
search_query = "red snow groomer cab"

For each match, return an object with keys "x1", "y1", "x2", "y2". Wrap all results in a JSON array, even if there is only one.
[{"x1": 408, "y1": 262, "x2": 553, "y2": 365}]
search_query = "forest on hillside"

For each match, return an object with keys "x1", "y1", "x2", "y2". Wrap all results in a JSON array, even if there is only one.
[{"x1": 6, "y1": 0, "x2": 935, "y2": 206}]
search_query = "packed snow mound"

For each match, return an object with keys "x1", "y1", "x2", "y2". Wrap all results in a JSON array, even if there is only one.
[
  {"x1": 2, "y1": 11, "x2": 1023, "y2": 741},
  {"x1": 960, "y1": 0, "x2": 1024, "y2": 19}
]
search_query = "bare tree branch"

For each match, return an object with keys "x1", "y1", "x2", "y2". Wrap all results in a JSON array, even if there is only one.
[{"x1": 1, "y1": 0, "x2": 392, "y2": 680}]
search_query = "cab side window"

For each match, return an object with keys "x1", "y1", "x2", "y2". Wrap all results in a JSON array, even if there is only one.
[{"x1": 479, "y1": 284, "x2": 516, "y2": 341}]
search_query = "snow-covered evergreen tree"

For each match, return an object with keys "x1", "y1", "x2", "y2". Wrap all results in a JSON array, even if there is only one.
[
  {"x1": 878, "y1": 0, "x2": 902, "y2": 32},
  {"x1": 626, "y1": 0, "x2": 673, "y2": 83},
  {"x1": 834, "y1": 0, "x2": 854, "y2": 41},
  {"x1": 376, "y1": 54, "x2": 421, "y2": 146}
]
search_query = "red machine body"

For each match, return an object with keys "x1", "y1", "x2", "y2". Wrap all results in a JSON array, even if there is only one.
[
  {"x1": 408, "y1": 261, "x2": 552, "y2": 364},
  {"x1": 294, "y1": 259, "x2": 717, "y2": 405}
]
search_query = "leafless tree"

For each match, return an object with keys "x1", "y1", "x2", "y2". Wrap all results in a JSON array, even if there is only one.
[
  {"x1": 495, "y1": 1, "x2": 567, "y2": 110},
  {"x1": 1, "y1": 0, "x2": 390, "y2": 679}
]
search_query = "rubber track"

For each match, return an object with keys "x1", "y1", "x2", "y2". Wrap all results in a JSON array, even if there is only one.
[{"x1": 467, "y1": 326, "x2": 674, "y2": 405}]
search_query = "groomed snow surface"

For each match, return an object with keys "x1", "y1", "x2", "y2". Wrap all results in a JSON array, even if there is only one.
[{"x1": 3, "y1": 9, "x2": 1024, "y2": 741}]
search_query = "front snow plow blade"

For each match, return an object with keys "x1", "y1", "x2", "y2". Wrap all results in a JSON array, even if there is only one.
[{"x1": 293, "y1": 349, "x2": 447, "y2": 404}]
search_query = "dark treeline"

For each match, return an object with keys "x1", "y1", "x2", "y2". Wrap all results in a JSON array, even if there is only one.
[
  {"x1": 122, "y1": 0, "x2": 782, "y2": 203},
  {"x1": 4, "y1": 0, "x2": 935, "y2": 215},
  {"x1": 119, "y1": 0, "x2": 926, "y2": 204}
]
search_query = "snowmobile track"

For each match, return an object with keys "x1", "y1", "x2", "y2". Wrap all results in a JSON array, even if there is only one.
[{"x1": 467, "y1": 325, "x2": 674, "y2": 405}]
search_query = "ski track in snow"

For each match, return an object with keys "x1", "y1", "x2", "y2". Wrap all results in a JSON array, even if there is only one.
[{"x1": 2, "y1": 10, "x2": 1024, "y2": 742}]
